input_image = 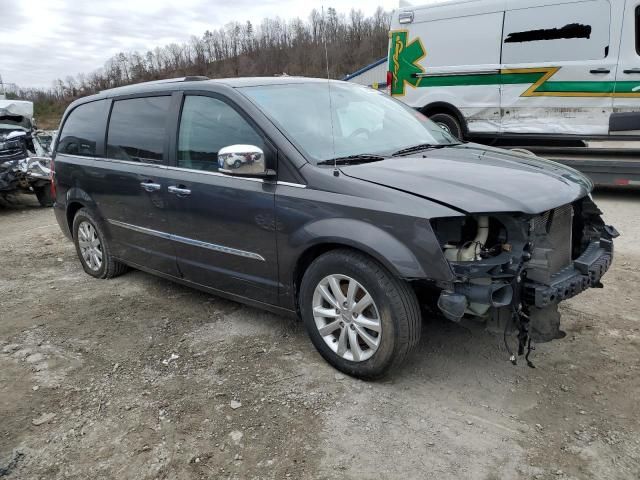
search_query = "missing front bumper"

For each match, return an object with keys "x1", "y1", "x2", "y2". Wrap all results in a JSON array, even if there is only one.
[{"x1": 524, "y1": 239, "x2": 613, "y2": 309}]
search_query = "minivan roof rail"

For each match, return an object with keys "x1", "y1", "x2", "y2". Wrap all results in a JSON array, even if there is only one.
[{"x1": 100, "y1": 76, "x2": 210, "y2": 94}]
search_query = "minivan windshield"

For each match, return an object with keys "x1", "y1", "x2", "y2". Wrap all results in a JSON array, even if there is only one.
[{"x1": 239, "y1": 82, "x2": 459, "y2": 164}]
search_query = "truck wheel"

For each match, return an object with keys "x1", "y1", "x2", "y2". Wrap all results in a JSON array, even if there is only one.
[
  {"x1": 299, "y1": 249, "x2": 421, "y2": 379},
  {"x1": 429, "y1": 112, "x2": 463, "y2": 139},
  {"x1": 34, "y1": 185, "x2": 54, "y2": 207},
  {"x1": 72, "y1": 208, "x2": 128, "y2": 279}
]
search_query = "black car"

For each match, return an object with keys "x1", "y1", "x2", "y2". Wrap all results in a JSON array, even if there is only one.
[{"x1": 52, "y1": 77, "x2": 617, "y2": 378}]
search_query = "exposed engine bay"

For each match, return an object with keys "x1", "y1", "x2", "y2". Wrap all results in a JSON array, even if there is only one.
[
  {"x1": 0, "y1": 99, "x2": 55, "y2": 207},
  {"x1": 431, "y1": 195, "x2": 618, "y2": 366}
]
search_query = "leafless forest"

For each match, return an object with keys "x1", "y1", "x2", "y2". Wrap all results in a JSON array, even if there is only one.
[{"x1": 10, "y1": 7, "x2": 391, "y2": 128}]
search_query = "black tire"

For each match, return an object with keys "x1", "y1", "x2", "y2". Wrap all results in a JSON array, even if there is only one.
[
  {"x1": 0, "y1": 193, "x2": 20, "y2": 208},
  {"x1": 429, "y1": 112, "x2": 463, "y2": 139},
  {"x1": 34, "y1": 185, "x2": 54, "y2": 207},
  {"x1": 72, "y1": 208, "x2": 128, "y2": 279},
  {"x1": 299, "y1": 249, "x2": 421, "y2": 379}
]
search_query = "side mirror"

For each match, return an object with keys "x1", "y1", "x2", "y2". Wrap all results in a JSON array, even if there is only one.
[{"x1": 218, "y1": 144, "x2": 272, "y2": 177}]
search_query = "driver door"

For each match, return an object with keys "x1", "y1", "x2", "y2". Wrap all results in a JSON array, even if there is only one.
[{"x1": 164, "y1": 94, "x2": 279, "y2": 305}]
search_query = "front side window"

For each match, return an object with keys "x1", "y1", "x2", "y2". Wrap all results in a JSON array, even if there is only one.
[
  {"x1": 57, "y1": 100, "x2": 106, "y2": 156},
  {"x1": 240, "y1": 82, "x2": 457, "y2": 164},
  {"x1": 177, "y1": 95, "x2": 264, "y2": 172},
  {"x1": 106, "y1": 96, "x2": 171, "y2": 163}
]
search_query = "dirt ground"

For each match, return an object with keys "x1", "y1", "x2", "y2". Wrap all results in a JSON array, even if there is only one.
[{"x1": 1, "y1": 190, "x2": 638, "y2": 480}]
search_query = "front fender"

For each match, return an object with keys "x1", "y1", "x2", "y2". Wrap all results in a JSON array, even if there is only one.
[
  {"x1": 291, "y1": 218, "x2": 427, "y2": 279},
  {"x1": 286, "y1": 216, "x2": 454, "y2": 286}
]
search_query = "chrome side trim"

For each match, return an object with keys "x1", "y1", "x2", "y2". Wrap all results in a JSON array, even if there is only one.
[
  {"x1": 108, "y1": 220, "x2": 173, "y2": 239},
  {"x1": 164, "y1": 165, "x2": 266, "y2": 183},
  {"x1": 276, "y1": 181, "x2": 307, "y2": 189},
  {"x1": 413, "y1": 69, "x2": 500, "y2": 78},
  {"x1": 57, "y1": 154, "x2": 268, "y2": 183},
  {"x1": 107, "y1": 219, "x2": 266, "y2": 261},
  {"x1": 56, "y1": 153, "x2": 104, "y2": 162},
  {"x1": 57, "y1": 153, "x2": 164, "y2": 169}
]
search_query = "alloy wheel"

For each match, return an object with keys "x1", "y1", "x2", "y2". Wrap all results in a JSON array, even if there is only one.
[
  {"x1": 77, "y1": 221, "x2": 103, "y2": 271},
  {"x1": 312, "y1": 274, "x2": 382, "y2": 362}
]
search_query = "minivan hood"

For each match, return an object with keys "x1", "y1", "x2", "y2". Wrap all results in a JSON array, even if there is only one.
[{"x1": 340, "y1": 144, "x2": 592, "y2": 214}]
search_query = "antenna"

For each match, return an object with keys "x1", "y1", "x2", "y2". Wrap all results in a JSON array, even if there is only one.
[{"x1": 321, "y1": 6, "x2": 338, "y2": 176}]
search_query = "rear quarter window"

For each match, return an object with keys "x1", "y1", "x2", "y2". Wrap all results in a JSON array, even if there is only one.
[
  {"x1": 56, "y1": 100, "x2": 107, "y2": 157},
  {"x1": 106, "y1": 96, "x2": 171, "y2": 164}
]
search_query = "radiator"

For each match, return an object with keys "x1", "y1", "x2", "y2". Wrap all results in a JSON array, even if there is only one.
[{"x1": 531, "y1": 204, "x2": 574, "y2": 275}]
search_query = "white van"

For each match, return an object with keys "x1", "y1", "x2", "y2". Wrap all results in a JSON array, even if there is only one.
[{"x1": 389, "y1": 0, "x2": 640, "y2": 140}]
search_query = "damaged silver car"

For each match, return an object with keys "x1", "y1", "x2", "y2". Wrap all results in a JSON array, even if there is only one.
[{"x1": 0, "y1": 98, "x2": 54, "y2": 207}]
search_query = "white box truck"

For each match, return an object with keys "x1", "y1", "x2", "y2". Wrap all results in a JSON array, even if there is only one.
[{"x1": 387, "y1": 0, "x2": 640, "y2": 185}]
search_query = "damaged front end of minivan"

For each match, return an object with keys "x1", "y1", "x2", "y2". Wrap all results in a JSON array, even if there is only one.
[{"x1": 431, "y1": 195, "x2": 618, "y2": 364}]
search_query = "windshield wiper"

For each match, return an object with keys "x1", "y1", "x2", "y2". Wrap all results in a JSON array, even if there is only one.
[
  {"x1": 391, "y1": 143, "x2": 459, "y2": 157},
  {"x1": 317, "y1": 154, "x2": 388, "y2": 166}
]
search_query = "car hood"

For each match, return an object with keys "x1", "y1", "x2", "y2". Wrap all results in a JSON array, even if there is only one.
[{"x1": 340, "y1": 144, "x2": 592, "y2": 214}]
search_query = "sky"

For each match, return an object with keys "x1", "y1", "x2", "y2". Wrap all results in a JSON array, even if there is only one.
[{"x1": 0, "y1": 0, "x2": 402, "y2": 89}]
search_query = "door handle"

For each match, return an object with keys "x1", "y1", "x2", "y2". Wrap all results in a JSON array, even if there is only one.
[
  {"x1": 589, "y1": 68, "x2": 610, "y2": 74},
  {"x1": 624, "y1": 68, "x2": 640, "y2": 74},
  {"x1": 168, "y1": 185, "x2": 192, "y2": 196},
  {"x1": 140, "y1": 181, "x2": 161, "y2": 192}
]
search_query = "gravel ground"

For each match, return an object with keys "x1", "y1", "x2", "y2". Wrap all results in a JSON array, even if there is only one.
[{"x1": 1, "y1": 190, "x2": 638, "y2": 480}]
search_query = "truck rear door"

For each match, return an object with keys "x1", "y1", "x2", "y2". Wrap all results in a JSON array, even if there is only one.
[
  {"x1": 500, "y1": 0, "x2": 615, "y2": 136},
  {"x1": 612, "y1": 0, "x2": 640, "y2": 134}
]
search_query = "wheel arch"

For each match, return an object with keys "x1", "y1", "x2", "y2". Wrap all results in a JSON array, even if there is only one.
[
  {"x1": 64, "y1": 187, "x2": 100, "y2": 237},
  {"x1": 421, "y1": 102, "x2": 468, "y2": 137},
  {"x1": 289, "y1": 219, "x2": 429, "y2": 305}
]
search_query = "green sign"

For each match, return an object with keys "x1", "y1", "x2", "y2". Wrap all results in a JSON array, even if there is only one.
[{"x1": 388, "y1": 30, "x2": 426, "y2": 96}]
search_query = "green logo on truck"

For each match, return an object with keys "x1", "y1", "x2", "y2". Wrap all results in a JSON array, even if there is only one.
[
  {"x1": 389, "y1": 30, "x2": 426, "y2": 96},
  {"x1": 389, "y1": 31, "x2": 640, "y2": 98}
]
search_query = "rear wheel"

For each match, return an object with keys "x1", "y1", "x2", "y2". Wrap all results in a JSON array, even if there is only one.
[
  {"x1": 429, "y1": 112, "x2": 463, "y2": 139},
  {"x1": 299, "y1": 249, "x2": 421, "y2": 379},
  {"x1": 72, "y1": 208, "x2": 128, "y2": 279}
]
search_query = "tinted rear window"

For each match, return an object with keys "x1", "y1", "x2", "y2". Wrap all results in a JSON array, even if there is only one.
[
  {"x1": 106, "y1": 96, "x2": 171, "y2": 163},
  {"x1": 57, "y1": 100, "x2": 106, "y2": 157}
]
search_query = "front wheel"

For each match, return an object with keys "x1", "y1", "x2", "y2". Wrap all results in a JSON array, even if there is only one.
[
  {"x1": 299, "y1": 249, "x2": 421, "y2": 379},
  {"x1": 429, "y1": 112, "x2": 463, "y2": 140}
]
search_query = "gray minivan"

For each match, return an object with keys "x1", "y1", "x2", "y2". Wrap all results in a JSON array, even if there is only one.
[{"x1": 52, "y1": 77, "x2": 616, "y2": 377}]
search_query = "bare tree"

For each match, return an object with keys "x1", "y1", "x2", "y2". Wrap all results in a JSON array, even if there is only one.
[{"x1": 15, "y1": 5, "x2": 393, "y2": 127}]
